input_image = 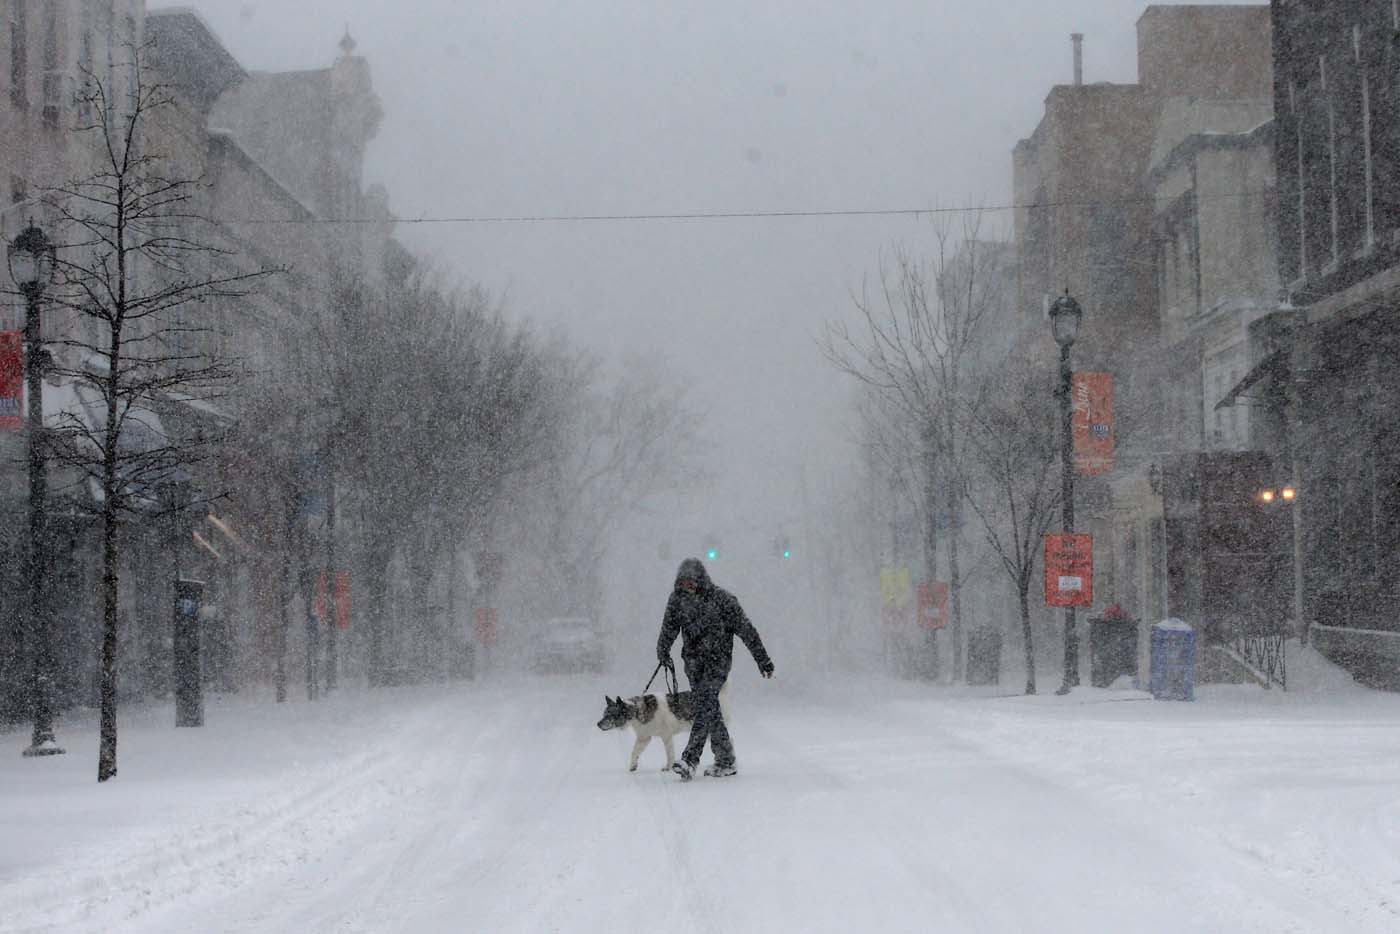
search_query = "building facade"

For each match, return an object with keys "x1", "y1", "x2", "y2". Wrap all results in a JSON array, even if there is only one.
[
  {"x1": 2, "y1": 4, "x2": 396, "y2": 717},
  {"x1": 1011, "y1": 5, "x2": 1281, "y2": 682},
  {"x1": 1271, "y1": 0, "x2": 1400, "y2": 684},
  {"x1": 1, "y1": 0, "x2": 147, "y2": 720}
]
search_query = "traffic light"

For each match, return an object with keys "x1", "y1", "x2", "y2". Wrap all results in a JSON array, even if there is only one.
[
  {"x1": 703, "y1": 536, "x2": 721, "y2": 562},
  {"x1": 776, "y1": 535, "x2": 792, "y2": 560}
]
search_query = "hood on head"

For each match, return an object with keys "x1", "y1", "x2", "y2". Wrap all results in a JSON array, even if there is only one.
[{"x1": 674, "y1": 558, "x2": 712, "y2": 591}]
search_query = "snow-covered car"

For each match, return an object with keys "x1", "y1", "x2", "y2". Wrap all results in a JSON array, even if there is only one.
[{"x1": 530, "y1": 617, "x2": 608, "y2": 673}]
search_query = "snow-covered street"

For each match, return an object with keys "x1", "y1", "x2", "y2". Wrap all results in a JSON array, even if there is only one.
[{"x1": 5, "y1": 668, "x2": 1400, "y2": 933}]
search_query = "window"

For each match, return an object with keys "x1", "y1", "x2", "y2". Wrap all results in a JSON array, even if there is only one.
[
  {"x1": 123, "y1": 13, "x2": 137, "y2": 110},
  {"x1": 79, "y1": 2, "x2": 94, "y2": 123},
  {"x1": 100, "y1": 1, "x2": 115, "y2": 119},
  {"x1": 1322, "y1": 55, "x2": 1341, "y2": 268},
  {"x1": 1354, "y1": 26, "x2": 1375, "y2": 251},
  {"x1": 41, "y1": 0, "x2": 60, "y2": 128},
  {"x1": 1289, "y1": 80, "x2": 1309, "y2": 279},
  {"x1": 1213, "y1": 375, "x2": 1224, "y2": 441},
  {"x1": 10, "y1": 0, "x2": 28, "y2": 110},
  {"x1": 1228, "y1": 369, "x2": 1240, "y2": 440}
]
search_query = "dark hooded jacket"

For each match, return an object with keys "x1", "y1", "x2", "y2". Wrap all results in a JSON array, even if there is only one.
[{"x1": 657, "y1": 558, "x2": 773, "y2": 682}]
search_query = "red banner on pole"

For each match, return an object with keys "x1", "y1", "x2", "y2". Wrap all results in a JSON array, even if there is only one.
[
  {"x1": 1073, "y1": 372, "x2": 1115, "y2": 476},
  {"x1": 316, "y1": 570, "x2": 353, "y2": 630},
  {"x1": 475, "y1": 608, "x2": 500, "y2": 645},
  {"x1": 334, "y1": 572, "x2": 352, "y2": 631},
  {"x1": 917, "y1": 582, "x2": 949, "y2": 630},
  {"x1": 1045, "y1": 534, "x2": 1094, "y2": 608},
  {"x1": 0, "y1": 331, "x2": 21, "y2": 431}
]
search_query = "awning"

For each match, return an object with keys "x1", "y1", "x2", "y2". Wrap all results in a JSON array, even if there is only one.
[{"x1": 1214, "y1": 349, "x2": 1287, "y2": 411}]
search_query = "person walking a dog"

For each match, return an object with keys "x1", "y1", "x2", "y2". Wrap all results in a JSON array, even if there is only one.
[{"x1": 656, "y1": 557, "x2": 774, "y2": 780}]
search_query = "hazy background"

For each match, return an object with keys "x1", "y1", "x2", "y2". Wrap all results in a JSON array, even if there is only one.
[{"x1": 175, "y1": 0, "x2": 1254, "y2": 625}]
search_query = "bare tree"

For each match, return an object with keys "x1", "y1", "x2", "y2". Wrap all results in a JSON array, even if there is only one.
[
  {"x1": 521, "y1": 351, "x2": 702, "y2": 619},
  {"x1": 958, "y1": 358, "x2": 1062, "y2": 695},
  {"x1": 43, "y1": 56, "x2": 274, "y2": 781},
  {"x1": 824, "y1": 210, "x2": 1012, "y2": 681}
]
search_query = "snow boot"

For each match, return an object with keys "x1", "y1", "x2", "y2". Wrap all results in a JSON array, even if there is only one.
[
  {"x1": 672, "y1": 761, "x2": 694, "y2": 781},
  {"x1": 704, "y1": 763, "x2": 737, "y2": 778}
]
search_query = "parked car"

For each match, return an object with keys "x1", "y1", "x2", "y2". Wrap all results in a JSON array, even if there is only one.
[{"x1": 530, "y1": 617, "x2": 608, "y2": 673}]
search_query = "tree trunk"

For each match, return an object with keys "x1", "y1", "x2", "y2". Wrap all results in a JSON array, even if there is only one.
[
  {"x1": 274, "y1": 555, "x2": 289, "y2": 704},
  {"x1": 324, "y1": 457, "x2": 338, "y2": 691},
  {"x1": 921, "y1": 426, "x2": 940, "y2": 679},
  {"x1": 97, "y1": 496, "x2": 120, "y2": 782},
  {"x1": 944, "y1": 404, "x2": 965, "y2": 683},
  {"x1": 1019, "y1": 581, "x2": 1036, "y2": 696},
  {"x1": 365, "y1": 546, "x2": 391, "y2": 687},
  {"x1": 409, "y1": 543, "x2": 438, "y2": 682},
  {"x1": 97, "y1": 313, "x2": 124, "y2": 782},
  {"x1": 947, "y1": 514, "x2": 965, "y2": 682},
  {"x1": 275, "y1": 498, "x2": 294, "y2": 703},
  {"x1": 301, "y1": 533, "x2": 319, "y2": 702}
]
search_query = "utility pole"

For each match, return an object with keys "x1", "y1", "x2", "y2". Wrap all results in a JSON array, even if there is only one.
[{"x1": 1050, "y1": 292, "x2": 1084, "y2": 695}]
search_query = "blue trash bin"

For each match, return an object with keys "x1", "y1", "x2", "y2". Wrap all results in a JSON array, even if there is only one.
[{"x1": 1150, "y1": 619, "x2": 1196, "y2": 701}]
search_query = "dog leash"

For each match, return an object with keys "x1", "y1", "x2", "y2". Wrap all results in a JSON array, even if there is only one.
[
  {"x1": 644, "y1": 659, "x2": 680, "y2": 696},
  {"x1": 643, "y1": 660, "x2": 666, "y2": 694}
]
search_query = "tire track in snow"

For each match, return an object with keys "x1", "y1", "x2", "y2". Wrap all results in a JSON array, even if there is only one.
[{"x1": 7, "y1": 692, "x2": 464, "y2": 934}]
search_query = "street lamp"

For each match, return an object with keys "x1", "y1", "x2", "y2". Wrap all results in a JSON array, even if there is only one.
[
  {"x1": 9, "y1": 223, "x2": 63, "y2": 757},
  {"x1": 1049, "y1": 290, "x2": 1082, "y2": 696}
]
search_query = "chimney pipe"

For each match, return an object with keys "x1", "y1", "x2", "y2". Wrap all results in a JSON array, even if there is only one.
[{"x1": 1072, "y1": 33, "x2": 1084, "y2": 87}]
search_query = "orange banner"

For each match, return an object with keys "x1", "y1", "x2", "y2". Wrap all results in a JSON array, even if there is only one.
[
  {"x1": 1073, "y1": 372, "x2": 1115, "y2": 476},
  {"x1": 1045, "y1": 534, "x2": 1094, "y2": 608}
]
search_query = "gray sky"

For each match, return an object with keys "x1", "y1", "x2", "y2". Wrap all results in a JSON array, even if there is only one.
[{"x1": 176, "y1": 0, "x2": 1257, "y2": 572}]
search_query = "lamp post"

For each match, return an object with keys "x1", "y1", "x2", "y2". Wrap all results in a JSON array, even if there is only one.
[
  {"x1": 9, "y1": 223, "x2": 63, "y2": 756},
  {"x1": 1049, "y1": 290, "x2": 1083, "y2": 697}
]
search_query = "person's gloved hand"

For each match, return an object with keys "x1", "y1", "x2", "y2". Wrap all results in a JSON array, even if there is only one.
[{"x1": 759, "y1": 660, "x2": 775, "y2": 679}]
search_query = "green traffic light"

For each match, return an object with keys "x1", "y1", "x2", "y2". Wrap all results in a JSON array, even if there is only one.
[
  {"x1": 707, "y1": 549, "x2": 719, "y2": 560},
  {"x1": 782, "y1": 550, "x2": 791, "y2": 559}
]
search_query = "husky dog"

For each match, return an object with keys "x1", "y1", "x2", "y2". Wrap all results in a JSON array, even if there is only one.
[{"x1": 596, "y1": 686, "x2": 729, "y2": 772}]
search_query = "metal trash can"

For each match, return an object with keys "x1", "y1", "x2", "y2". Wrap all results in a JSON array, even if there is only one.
[
  {"x1": 1150, "y1": 619, "x2": 1196, "y2": 701},
  {"x1": 965, "y1": 628, "x2": 1003, "y2": 686},
  {"x1": 1089, "y1": 613, "x2": 1138, "y2": 688}
]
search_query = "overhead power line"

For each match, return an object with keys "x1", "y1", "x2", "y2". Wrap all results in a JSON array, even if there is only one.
[{"x1": 228, "y1": 188, "x2": 1272, "y2": 227}]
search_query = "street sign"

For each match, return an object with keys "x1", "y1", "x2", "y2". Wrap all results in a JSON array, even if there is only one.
[
  {"x1": 917, "y1": 582, "x2": 949, "y2": 630},
  {"x1": 0, "y1": 331, "x2": 21, "y2": 431},
  {"x1": 880, "y1": 566, "x2": 912, "y2": 608},
  {"x1": 1073, "y1": 372, "x2": 1115, "y2": 476},
  {"x1": 1045, "y1": 534, "x2": 1094, "y2": 608}
]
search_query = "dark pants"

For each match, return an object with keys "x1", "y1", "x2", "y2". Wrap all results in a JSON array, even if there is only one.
[{"x1": 682, "y1": 675, "x2": 733, "y2": 768}]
